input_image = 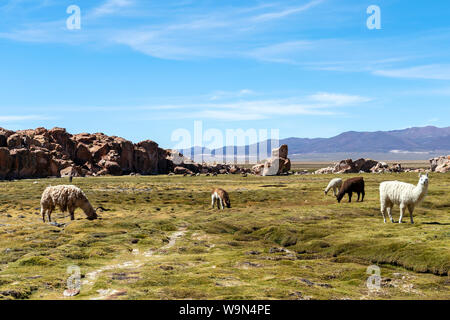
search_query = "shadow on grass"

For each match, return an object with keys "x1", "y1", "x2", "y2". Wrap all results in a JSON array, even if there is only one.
[{"x1": 422, "y1": 222, "x2": 450, "y2": 226}]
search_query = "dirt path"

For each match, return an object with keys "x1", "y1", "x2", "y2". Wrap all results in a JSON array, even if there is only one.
[{"x1": 75, "y1": 227, "x2": 187, "y2": 300}]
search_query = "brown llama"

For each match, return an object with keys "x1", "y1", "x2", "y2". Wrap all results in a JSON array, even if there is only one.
[{"x1": 336, "y1": 177, "x2": 365, "y2": 203}]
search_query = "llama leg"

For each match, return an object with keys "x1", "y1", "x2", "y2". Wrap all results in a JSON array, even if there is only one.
[
  {"x1": 399, "y1": 204, "x2": 405, "y2": 223},
  {"x1": 380, "y1": 203, "x2": 387, "y2": 223},
  {"x1": 348, "y1": 192, "x2": 352, "y2": 202},
  {"x1": 69, "y1": 209, "x2": 75, "y2": 221},
  {"x1": 211, "y1": 195, "x2": 215, "y2": 209},
  {"x1": 357, "y1": 192, "x2": 360, "y2": 202},
  {"x1": 408, "y1": 205, "x2": 415, "y2": 224},
  {"x1": 220, "y1": 198, "x2": 225, "y2": 210},
  {"x1": 333, "y1": 187, "x2": 337, "y2": 197},
  {"x1": 41, "y1": 207, "x2": 46, "y2": 223},
  {"x1": 217, "y1": 197, "x2": 221, "y2": 210},
  {"x1": 361, "y1": 191, "x2": 365, "y2": 202},
  {"x1": 387, "y1": 205, "x2": 394, "y2": 223},
  {"x1": 47, "y1": 209, "x2": 53, "y2": 223}
]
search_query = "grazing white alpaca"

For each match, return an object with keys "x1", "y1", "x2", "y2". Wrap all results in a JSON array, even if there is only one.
[
  {"x1": 379, "y1": 173, "x2": 429, "y2": 224},
  {"x1": 324, "y1": 178, "x2": 343, "y2": 196}
]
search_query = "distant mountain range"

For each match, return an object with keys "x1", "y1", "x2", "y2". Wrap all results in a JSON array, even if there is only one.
[{"x1": 180, "y1": 126, "x2": 450, "y2": 161}]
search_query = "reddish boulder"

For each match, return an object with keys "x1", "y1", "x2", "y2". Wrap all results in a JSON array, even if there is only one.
[
  {"x1": 103, "y1": 160, "x2": 122, "y2": 175},
  {"x1": 0, "y1": 148, "x2": 12, "y2": 177},
  {"x1": 173, "y1": 166, "x2": 192, "y2": 175},
  {"x1": 430, "y1": 155, "x2": 450, "y2": 173},
  {"x1": 60, "y1": 166, "x2": 82, "y2": 177},
  {"x1": 229, "y1": 166, "x2": 239, "y2": 174},
  {"x1": 258, "y1": 144, "x2": 292, "y2": 176},
  {"x1": 7, "y1": 134, "x2": 28, "y2": 149},
  {"x1": 272, "y1": 144, "x2": 288, "y2": 159},
  {"x1": 75, "y1": 143, "x2": 92, "y2": 165},
  {"x1": 251, "y1": 163, "x2": 265, "y2": 175}
]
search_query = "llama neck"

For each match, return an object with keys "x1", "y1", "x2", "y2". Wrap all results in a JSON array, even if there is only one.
[
  {"x1": 80, "y1": 201, "x2": 95, "y2": 216},
  {"x1": 413, "y1": 183, "x2": 428, "y2": 203}
]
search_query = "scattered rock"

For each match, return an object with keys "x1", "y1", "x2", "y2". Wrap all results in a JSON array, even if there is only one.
[
  {"x1": 300, "y1": 278, "x2": 314, "y2": 286},
  {"x1": 317, "y1": 283, "x2": 333, "y2": 288},
  {"x1": 49, "y1": 222, "x2": 65, "y2": 228},
  {"x1": 269, "y1": 247, "x2": 287, "y2": 254},
  {"x1": 252, "y1": 144, "x2": 291, "y2": 176},
  {"x1": 314, "y1": 158, "x2": 408, "y2": 174},
  {"x1": 430, "y1": 155, "x2": 450, "y2": 173},
  {"x1": 63, "y1": 288, "x2": 80, "y2": 297}
]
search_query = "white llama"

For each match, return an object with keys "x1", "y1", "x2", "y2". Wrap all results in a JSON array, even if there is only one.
[
  {"x1": 379, "y1": 173, "x2": 429, "y2": 224},
  {"x1": 324, "y1": 178, "x2": 343, "y2": 196}
]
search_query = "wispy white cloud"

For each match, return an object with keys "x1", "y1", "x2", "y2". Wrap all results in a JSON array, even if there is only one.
[
  {"x1": 137, "y1": 92, "x2": 370, "y2": 121},
  {"x1": 247, "y1": 40, "x2": 314, "y2": 64},
  {"x1": 308, "y1": 92, "x2": 372, "y2": 106},
  {"x1": 209, "y1": 89, "x2": 256, "y2": 101},
  {"x1": 0, "y1": 1, "x2": 325, "y2": 60},
  {"x1": 251, "y1": 0, "x2": 323, "y2": 22},
  {"x1": 91, "y1": 0, "x2": 135, "y2": 17},
  {"x1": 2, "y1": 0, "x2": 449, "y2": 84},
  {"x1": 373, "y1": 64, "x2": 450, "y2": 80}
]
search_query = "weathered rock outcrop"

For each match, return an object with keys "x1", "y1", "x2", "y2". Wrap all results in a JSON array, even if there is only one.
[
  {"x1": 0, "y1": 127, "x2": 171, "y2": 179},
  {"x1": 314, "y1": 158, "x2": 404, "y2": 174},
  {"x1": 252, "y1": 144, "x2": 291, "y2": 176},
  {"x1": 0, "y1": 127, "x2": 257, "y2": 179},
  {"x1": 430, "y1": 155, "x2": 450, "y2": 173}
]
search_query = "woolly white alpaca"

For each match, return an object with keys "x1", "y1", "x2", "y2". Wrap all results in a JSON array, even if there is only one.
[
  {"x1": 379, "y1": 173, "x2": 429, "y2": 224},
  {"x1": 40, "y1": 185, "x2": 106, "y2": 222},
  {"x1": 324, "y1": 178, "x2": 343, "y2": 196}
]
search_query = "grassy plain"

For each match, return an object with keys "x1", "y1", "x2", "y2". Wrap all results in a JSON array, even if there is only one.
[{"x1": 0, "y1": 171, "x2": 448, "y2": 300}]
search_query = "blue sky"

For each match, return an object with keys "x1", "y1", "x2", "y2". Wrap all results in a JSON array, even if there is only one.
[{"x1": 0, "y1": 0, "x2": 449, "y2": 148}]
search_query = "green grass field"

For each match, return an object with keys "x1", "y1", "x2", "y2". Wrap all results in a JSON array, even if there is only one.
[{"x1": 0, "y1": 172, "x2": 448, "y2": 300}]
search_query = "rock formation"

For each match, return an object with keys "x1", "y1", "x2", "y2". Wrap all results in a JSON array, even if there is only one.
[
  {"x1": 0, "y1": 127, "x2": 256, "y2": 179},
  {"x1": 252, "y1": 144, "x2": 291, "y2": 176},
  {"x1": 0, "y1": 127, "x2": 171, "y2": 179},
  {"x1": 430, "y1": 155, "x2": 450, "y2": 173},
  {"x1": 314, "y1": 158, "x2": 405, "y2": 174}
]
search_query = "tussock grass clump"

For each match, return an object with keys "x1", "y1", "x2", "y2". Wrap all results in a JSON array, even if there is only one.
[{"x1": 17, "y1": 256, "x2": 54, "y2": 266}]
